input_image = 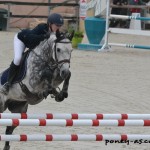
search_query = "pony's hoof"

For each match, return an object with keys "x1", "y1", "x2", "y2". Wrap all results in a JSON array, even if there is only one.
[
  {"x1": 63, "y1": 92, "x2": 68, "y2": 98},
  {"x1": 55, "y1": 95, "x2": 64, "y2": 102},
  {"x1": 43, "y1": 91, "x2": 49, "y2": 99},
  {"x1": 55, "y1": 91, "x2": 68, "y2": 102},
  {"x1": 55, "y1": 92, "x2": 64, "y2": 102},
  {"x1": 3, "y1": 145, "x2": 10, "y2": 150}
]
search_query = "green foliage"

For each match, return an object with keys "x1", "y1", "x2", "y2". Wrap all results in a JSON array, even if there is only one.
[
  {"x1": 72, "y1": 31, "x2": 84, "y2": 48},
  {"x1": 73, "y1": 31, "x2": 84, "y2": 38},
  {"x1": 67, "y1": 28, "x2": 84, "y2": 48},
  {"x1": 67, "y1": 27, "x2": 84, "y2": 38}
]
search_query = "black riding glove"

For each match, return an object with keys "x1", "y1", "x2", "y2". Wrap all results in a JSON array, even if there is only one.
[{"x1": 44, "y1": 32, "x2": 50, "y2": 39}]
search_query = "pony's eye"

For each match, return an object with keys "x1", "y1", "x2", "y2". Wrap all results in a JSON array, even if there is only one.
[{"x1": 57, "y1": 48, "x2": 61, "y2": 52}]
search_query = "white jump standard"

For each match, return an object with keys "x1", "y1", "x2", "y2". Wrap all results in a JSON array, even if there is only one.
[{"x1": 100, "y1": 0, "x2": 150, "y2": 51}]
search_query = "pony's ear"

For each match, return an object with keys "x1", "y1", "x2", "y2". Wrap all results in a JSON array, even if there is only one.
[
  {"x1": 56, "y1": 30, "x2": 65, "y2": 40},
  {"x1": 67, "y1": 30, "x2": 75, "y2": 41}
]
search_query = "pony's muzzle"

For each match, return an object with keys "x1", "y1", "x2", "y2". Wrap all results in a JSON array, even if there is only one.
[{"x1": 59, "y1": 62, "x2": 70, "y2": 79}]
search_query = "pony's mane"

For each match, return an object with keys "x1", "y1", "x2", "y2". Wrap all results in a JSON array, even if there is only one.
[
  {"x1": 34, "y1": 32, "x2": 70, "y2": 53},
  {"x1": 35, "y1": 34, "x2": 56, "y2": 51},
  {"x1": 55, "y1": 32, "x2": 71, "y2": 43}
]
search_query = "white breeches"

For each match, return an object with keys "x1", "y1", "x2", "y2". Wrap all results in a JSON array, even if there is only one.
[{"x1": 13, "y1": 34, "x2": 26, "y2": 66}]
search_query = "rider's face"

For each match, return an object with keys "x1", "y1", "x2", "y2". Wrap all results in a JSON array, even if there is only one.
[{"x1": 50, "y1": 24, "x2": 62, "y2": 32}]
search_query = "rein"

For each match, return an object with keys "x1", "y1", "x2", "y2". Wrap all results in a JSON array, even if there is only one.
[{"x1": 32, "y1": 50, "x2": 57, "y2": 70}]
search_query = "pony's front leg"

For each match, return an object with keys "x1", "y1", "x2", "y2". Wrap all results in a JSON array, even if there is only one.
[{"x1": 55, "y1": 71, "x2": 71, "y2": 102}]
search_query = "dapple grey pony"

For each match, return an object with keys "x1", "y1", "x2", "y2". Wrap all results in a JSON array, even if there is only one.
[{"x1": 0, "y1": 32, "x2": 73, "y2": 150}]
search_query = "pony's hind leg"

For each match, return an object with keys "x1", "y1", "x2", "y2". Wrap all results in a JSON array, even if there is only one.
[
  {"x1": 3, "y1": 100, "x2": 28, "y2": 150},
  {"x1": 4, "y1": 126, "x2": 17, "y2": 150}
]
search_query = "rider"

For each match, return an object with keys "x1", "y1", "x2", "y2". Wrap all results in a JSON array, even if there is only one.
[{"x1": 0, "y1": 13, "x2": 64, "y2": 95}]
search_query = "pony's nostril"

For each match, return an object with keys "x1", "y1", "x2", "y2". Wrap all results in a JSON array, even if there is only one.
[
  {"x1": 61, "y1": 70, "x2": 69, "y2": 79},
  {"x1": 62, "y1": 70, "x2": 66, "y2": 76}
]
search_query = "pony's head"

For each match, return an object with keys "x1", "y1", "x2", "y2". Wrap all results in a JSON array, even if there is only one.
[{"x1": 52, "y1": 31, "x2": 74, "y2": 79}]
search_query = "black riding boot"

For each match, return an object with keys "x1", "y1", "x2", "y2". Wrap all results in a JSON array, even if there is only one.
[{"x1": 1, "y1": 62, "x2": 19, "y2": 95}]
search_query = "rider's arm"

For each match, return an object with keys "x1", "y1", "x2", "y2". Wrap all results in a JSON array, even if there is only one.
[{"x1": 18, "y1": 23, "x2": 50, "y2": 49}]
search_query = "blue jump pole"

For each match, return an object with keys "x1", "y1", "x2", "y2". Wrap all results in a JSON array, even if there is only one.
[
  {"x1": 132, "y1": 45, "x2": 150, "y2": 49},
  {"x1": 110, "y1": 14, "x2": 150, "y2": 21},
  {"x1": 109, "y1": 43, "x2": 150, "y2": 50},
  {"x1": 129, "y1": 16, "x2": 150, "y2": 21}
]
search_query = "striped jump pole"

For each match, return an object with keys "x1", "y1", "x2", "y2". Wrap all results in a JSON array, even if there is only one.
[
  {"x1": 110, "y1": 14, "x2": 150, "y2": 21},
  {"x1": 109, "y1": 43, "x2": 150, "y2": 50},
  {"x1": 1, "y1": 134, "x2": 150, "y2": 141},
  {"x1": 0, "y1": 119, "x2": 150, "y2": 126},
  {"x1": 1, "y1": 113, "x2": 150, "y2": 120}
]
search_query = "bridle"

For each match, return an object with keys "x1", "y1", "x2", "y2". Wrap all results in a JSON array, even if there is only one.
[{"x1": 53, "y1": 40, "x2": 71, "y2": 68}]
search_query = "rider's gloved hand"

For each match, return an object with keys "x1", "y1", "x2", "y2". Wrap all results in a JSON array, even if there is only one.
[{"x1": 44, "y1": 32, "x2": 50, "y2": 39}]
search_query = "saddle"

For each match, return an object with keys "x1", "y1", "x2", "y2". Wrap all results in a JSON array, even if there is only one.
[{"x1": 1, "y1": 50, "x2": 30, "y2": 85}]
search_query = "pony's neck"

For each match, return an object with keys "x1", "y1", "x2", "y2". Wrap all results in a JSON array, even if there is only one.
[{"x1": 33, "y1": 34, "x2": 56, "y2": 62}]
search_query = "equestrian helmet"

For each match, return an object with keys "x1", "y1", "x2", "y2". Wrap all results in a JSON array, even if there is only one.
[{"x1": 47, "y1": 13, "x2": 64, "y2": 26}]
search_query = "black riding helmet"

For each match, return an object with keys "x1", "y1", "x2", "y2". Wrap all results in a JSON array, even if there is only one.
[{"x1": 47, "y1": 13, "x2": 64, "y2": 26}]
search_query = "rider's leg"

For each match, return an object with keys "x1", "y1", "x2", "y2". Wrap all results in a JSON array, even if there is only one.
[
  {"x1": 1, "y1": 62, "x2": 20, "y2": 93},
  {"x1": 1, "y1": 34, "x2": 25, "y2": 95}
]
